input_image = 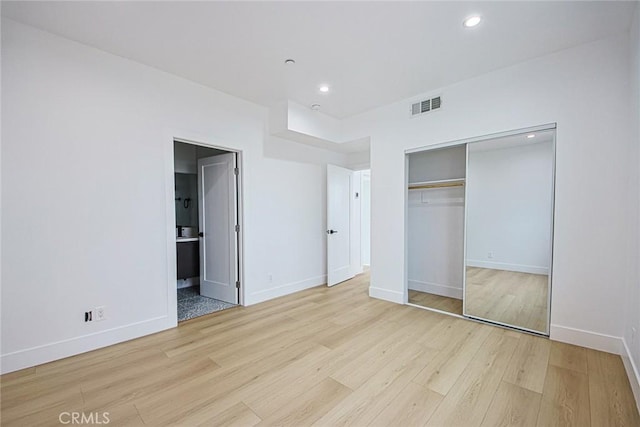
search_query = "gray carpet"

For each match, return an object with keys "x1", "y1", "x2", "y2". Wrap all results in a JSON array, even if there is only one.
[{"x1": 177, "y1": 286, "x2": 236, "y2": 322}]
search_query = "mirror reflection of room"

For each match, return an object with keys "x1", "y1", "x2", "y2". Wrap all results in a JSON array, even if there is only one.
[
  {"x1": 407, "y1": 145, "x2": 466, "y2": 315},
  {"x1": 464, "y1": 129, "x2": 554, "y2": 334}
]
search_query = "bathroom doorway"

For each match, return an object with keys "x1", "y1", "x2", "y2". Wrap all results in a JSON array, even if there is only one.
[{"x1": 173, "y1": 140, "x2": 242, "y2": 322}]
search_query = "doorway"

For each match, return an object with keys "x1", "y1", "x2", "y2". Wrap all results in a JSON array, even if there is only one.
[
  {"x1": 326, "y1": 165, "x2": 371, "y2": 287},
  {"x1": 173, "y1": 140, "x2": 242, "y2": 322}
]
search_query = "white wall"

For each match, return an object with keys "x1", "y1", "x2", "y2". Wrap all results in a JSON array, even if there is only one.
[
  {"x1": 287, "y1": 101, "x2": 344, "y2": 143},
  {"x1": 466, "y1": 141, "x2": 553, "y2": 275},
  {"x1": 361, "y1": 171, "x2": 371, "y2": 266},
  {"x1": 350, "y1": 171, "x2": 363, "y2": 277},
  {"x1": 407, "y1": 146, "x2": 466, "y2": 299},
  {"x1": 346, "y1": 149, "x2": 371, "y2": 171},
  {"x1": 407, "y1": 145, "x2": 466, "y2": 183},
  {"x1": 264, "y1": 135, "x2": 348, "y2": 167},
  {"x1": 0, "y1": 19, "x2": 340, "y2": 373},
  {"x1": 623, "y1": 4, "x2": 640, "y2": 410},
  {"x1": 343, "y1": 33, "x2": 632, "y2": 352},
  {"x1": 244, "y1": 158, "x2": 328, "y2": 303},
  {"x1": 407, "y1": 187, "x2": 465, "y2": 299}
]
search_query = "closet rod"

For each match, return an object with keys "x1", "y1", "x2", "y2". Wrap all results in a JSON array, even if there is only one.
[{"x1": 409, "y1": 182, "x2": 465, "y2": 190}]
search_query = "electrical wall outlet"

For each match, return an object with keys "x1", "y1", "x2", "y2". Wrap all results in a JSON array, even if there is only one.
[
  {"x1": 84, "y1": 311, "x2": 93, "y2": 322},
  {"x1": 268, "y1": 273, "x2": 273, "y2": 283},
  {"x1": 487, "y1": 251, "x2": 494, "y2": 259},
  {"x1": 95, "y1": 306, "x2": 106, "y2": 321}
]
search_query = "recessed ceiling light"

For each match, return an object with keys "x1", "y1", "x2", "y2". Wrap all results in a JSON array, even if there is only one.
[
  {"x1": 284, "y1": 58, "x2": 296, "y2": 65},
  {"x1": 463, "y1": 15, "x2": 482, "y2": 28},
  {"x1": 319, "y1": 85, "x2": 330, "y2": 93},
  {"x1": 527, "y1": 134, "x2": 536, "y2": 139},
  {"x1": 311, "y1": 104, "x2": 321, "y2": 111}
]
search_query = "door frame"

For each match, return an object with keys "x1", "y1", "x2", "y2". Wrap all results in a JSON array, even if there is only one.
[{"x1": 165, "y1": 135, "x2": 245, "y2": 325}]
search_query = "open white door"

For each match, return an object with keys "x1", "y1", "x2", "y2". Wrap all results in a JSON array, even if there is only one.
[
  {"x1": 327, "y1": 164, "x2": 354, "y2": 286},
  {"x1": 198, "y1": 153, "x2": 238, "y2": 304}
]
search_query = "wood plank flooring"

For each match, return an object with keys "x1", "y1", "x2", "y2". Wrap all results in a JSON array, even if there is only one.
[
  {"x1": 2, "y1": 272, "x2": 638, "y2": 426},
  {"x1": 408, "y1": 290, "x2": 463, "y2": 315},
  {"x1": 466, "y1": 267, "x2": 549, "y2": 333}
]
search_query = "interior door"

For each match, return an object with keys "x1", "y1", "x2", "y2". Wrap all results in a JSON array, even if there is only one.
[
  {"x1": 198, "y1": 153, "x2": 238, "y2": 304},
  {"x1": 327, "y1": 164, "x2": 354, "y2": 286}
]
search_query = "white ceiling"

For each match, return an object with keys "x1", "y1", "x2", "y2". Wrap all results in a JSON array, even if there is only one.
[{"x1": 2, "y1": 1, "x2": 636, "y2": 119}]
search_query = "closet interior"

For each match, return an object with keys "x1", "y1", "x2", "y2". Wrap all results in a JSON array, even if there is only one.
[{"x1": 407, "y1": 145, "x2": 466, "y2": 315}]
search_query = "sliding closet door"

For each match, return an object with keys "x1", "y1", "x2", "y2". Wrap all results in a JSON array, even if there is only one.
[{"x1": 464, "y1": 129, "x2": 555, "y2": 335}]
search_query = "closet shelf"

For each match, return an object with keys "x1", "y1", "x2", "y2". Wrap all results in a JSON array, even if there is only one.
[{"x1": 408, "y1": 178, "x2": 465, "y2": 190}]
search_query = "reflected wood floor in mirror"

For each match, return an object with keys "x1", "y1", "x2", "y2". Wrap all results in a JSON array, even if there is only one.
[
  {"x1": 466, "y1": 267, "x2": 548, "y2": 333},
  {"x1": 2, "y1": 272, "x2": 638, "y2": 426},
  {"x1": 408, "y1": 290, "x2": 463, "y2": 315}
]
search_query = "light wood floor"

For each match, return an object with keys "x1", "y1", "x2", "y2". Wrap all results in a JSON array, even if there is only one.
[
  {"x1": 2, "y1": 272, "x2": 638, "y2": 426},
  {"x1": 466, "y1": 267, "x2": 549, "y2": 333},
  {"x1": 408, "y1": 290, "x2": 463, "y2": 315}
]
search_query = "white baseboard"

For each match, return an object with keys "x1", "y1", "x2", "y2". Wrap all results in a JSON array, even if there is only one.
[
  {"x1": 0, "y1": 316, "x2": 175, "y2": 374},
  {"x1": 550, "y1": 324, "x2": 622, "y2": 354},
  {"x1": 246, "y1": 275, "x2": 327, "y2": 305},
  {"x1": 408, "y1": 280, "x2": 463, "y2": 299},
  {"x1": 369, "y1": 286, "x2": 404, "y2": 304},
  {"x1": 621, "y1": 338, "x2": 640, "y2": 414},
  {"x1": 467, "y1": 260, "x2": 549, "y2": 275}
]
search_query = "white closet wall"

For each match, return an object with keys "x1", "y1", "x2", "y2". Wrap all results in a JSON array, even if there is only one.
[
  {"x1": 466, "y1": 141, "x2": 553, "y2": 274},
  {"x1": 407, "y1": 146, "x2": 466, "y2": 299}
]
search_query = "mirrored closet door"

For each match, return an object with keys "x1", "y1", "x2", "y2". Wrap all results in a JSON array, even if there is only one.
[
  {"x1": 406, "y1": 126, "x2": 555, "y2": 336},
  {"x1": 464, "y1": 129, "x2": 555, "y2": 334}
]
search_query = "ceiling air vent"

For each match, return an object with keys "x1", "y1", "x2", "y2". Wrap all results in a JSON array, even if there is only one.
[{"x1": 411, "y1": 95, "x2": 442, "y2": 117}]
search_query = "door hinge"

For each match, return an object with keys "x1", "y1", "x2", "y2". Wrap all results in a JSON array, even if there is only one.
[
  {"x1": 235, "y1": 281, "x2": 240, "y2": 289},
  {"x1": 234, "y1": 167, "x2": 239, "y2": 176},
  {"x1": 235, "y1": 224, "x2": 239, "y2": 232}
]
